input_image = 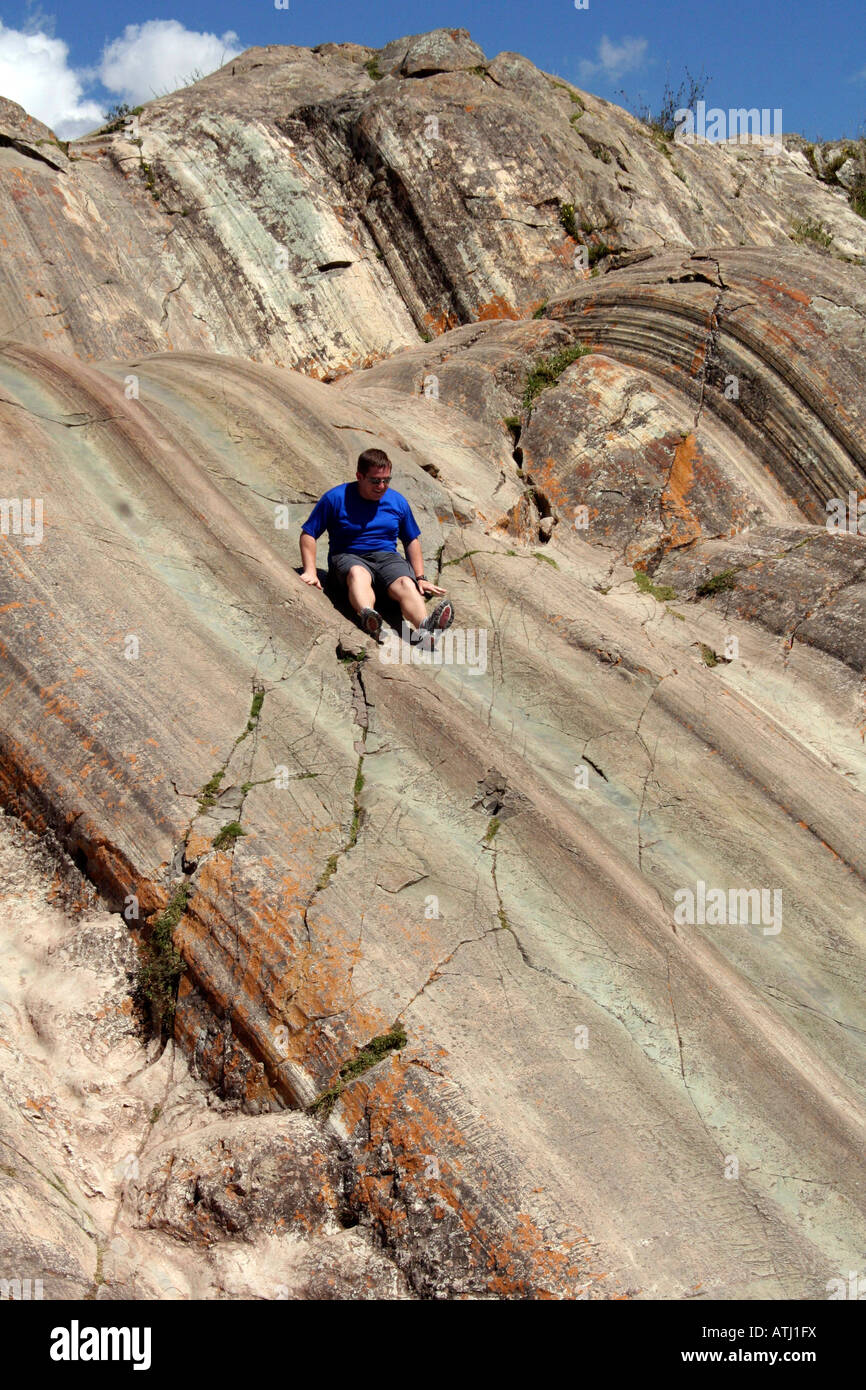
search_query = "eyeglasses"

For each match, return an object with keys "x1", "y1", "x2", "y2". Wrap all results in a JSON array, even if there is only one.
[{"x1": 365, "y1": 476, "x2": 390, "y2": 487}]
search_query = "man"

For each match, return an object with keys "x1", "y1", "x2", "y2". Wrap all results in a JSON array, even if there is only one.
[{"x1": 299, "y1": 448, "x2": 455, "y2": 644}]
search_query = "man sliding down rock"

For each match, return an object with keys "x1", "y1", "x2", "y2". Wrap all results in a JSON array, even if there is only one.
[{"x1": 299, "y1": 448, "x2": 455, "y2": 646}]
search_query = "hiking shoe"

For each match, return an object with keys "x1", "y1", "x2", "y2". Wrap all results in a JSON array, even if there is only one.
[
  {"x1": 358, "y1": 607, "x2": 383, "y2": 640},
  {"x1": 409, "y1": 599, "x2": 454, "y2": 646},
  {"x1": 420, "y1": 598, "x2": 454, "y2": 635}
]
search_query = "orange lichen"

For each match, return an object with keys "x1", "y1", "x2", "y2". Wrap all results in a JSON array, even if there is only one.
[
  {"x1": 474, "y1": 296, "x2": 519, "y2": 321},
  {"x1": 757, "y1": 277, "x2": 810, "y2": 306},
  {"x1": 421, "y1": 307, "x2": 460, "y2": 335},
  {"x1": 335, "y1": 1056, "x2": 619, "y2": 1298},
  {"x1": 659, "y1": 431, "x2": 704, "y2": 548}
]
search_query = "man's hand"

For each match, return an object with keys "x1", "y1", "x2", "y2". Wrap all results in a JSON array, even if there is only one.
[
  {"x1": 300, "y1": 570, "x2": 323, "y2": 590},
  {"x1": 417, "y1": 578, "x2": 446, "y2": 597}
]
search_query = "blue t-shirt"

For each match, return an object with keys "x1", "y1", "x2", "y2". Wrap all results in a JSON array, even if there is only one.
[{"x1": 301, "y1": 482, "x2": 421, "y2": 562}]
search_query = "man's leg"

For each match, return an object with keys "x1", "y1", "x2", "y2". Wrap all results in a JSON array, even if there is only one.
[
  {"x1": 345, "y1": 564, "x2": 378, "y2": 615},
  {"x1": 386, "y1": 574, "x2": 427, "y2": 629}
]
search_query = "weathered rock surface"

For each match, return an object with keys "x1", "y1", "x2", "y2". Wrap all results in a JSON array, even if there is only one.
[
  {"x1": 540, "y1": 247, "x2": 866, "y2": 522},
  {"x1": 1, "y1": 30, "x2": 865, "y2": 371},
  {"x1": 655, "y1": 525, "x2": 866, "y2": 675},
  {"x1": 2, "y1": 307, "x2": 866, "y2": 1297},
  {"x1": 786, "y1": 133, "x2": 866, "y2": 217},
  {"x1": 2, "y1": 26, "x2": 866, "y2": 1301}
]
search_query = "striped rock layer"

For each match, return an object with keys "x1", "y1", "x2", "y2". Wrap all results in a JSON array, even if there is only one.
[{"x1": 1, "y1": 29, "x2": 866, "y2": 1299}]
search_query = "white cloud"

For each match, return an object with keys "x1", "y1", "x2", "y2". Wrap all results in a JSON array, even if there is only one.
[
  {"x1": 578, "y1": 35, "x2": 649, "y2": 84},
  {"x1": 0, "y1": 22, "x2": 103, "y2": 137},
  {"x1": 0, "y1": 18, "x2": 244, "y2": 139},
  {"x1": 98, "y1": 20, "x2": 243, "y2": 105}
]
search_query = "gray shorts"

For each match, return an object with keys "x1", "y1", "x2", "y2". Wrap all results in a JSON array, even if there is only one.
[{"x1": 328, "y1": 549, "x2": 417, "y2": 594}]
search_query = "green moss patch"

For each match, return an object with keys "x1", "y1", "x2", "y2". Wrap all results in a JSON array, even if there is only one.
[
  {"x1": 633, "y1": 569, "x2": 676, "y2": 602},
  {"x1": 348, "y1": 757, "x2": 365, "y2": 847},
  {"x1": 197, "y1": 685, "x2": 266, "y2": 811},
  {"x1": 550, "y1": 80, "x2": 585, "y2": 115}
]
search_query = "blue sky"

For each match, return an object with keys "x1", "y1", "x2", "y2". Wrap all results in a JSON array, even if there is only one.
[{"x1": 1, "y1": 0, "x2": 864, "y2": 141}]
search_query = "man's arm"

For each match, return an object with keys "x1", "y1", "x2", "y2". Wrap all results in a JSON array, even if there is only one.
[
  {"x1": 404, "y1": 535, "x2": 446, "y2": 596},
  {"x1": 299, "y1": 531, "x2": 322, "y2": 589},
  {"x1": 404, "y1": 536, "x2": 425, "y2": 580}
]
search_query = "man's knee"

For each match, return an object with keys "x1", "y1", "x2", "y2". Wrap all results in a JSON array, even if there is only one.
[
  {"x1": 387, "y1": 574, "x2": 416, "y2": 596},
  {"x1": 346, "y1": 564, "x2": 373, "y2": 584}
]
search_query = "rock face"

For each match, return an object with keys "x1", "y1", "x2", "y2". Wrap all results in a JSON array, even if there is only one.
[
  {"x1": 1, "y1": 31, "x2": 865, "y2": 370},
  {"x1": 654, "y1": 526, "x2": 866, "y2": 675},
  {"x1": 2, "y1": 28, "x2": 866, "y2": 1301},
  {"x1": 540, "y1": 247, "x2": 866, "y2": 523}
]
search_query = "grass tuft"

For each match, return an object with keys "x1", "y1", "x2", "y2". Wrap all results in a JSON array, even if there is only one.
[
  {"x1": 587, "y1": 240, "x2": 616, "y2": 266},
  {"x1": 311, "y1": 1024, "x2": 407, "y2": 1117},
  {"x1": 559, "y1": 202, "x2": 579, "y2": 239},
  {"x1": 695, "y1": 569, "x2": 737, "y2": 597},
  {"x1": 212, "y1": 821, "x2": 247, "y2": 851},
  {"x1": 523, "y1": 344, "x2": 592, "y2": 411},
  {"x1": 247, "y1": 688, "x2": 265, "y2": 729},
  {"x1": 315, "y1": 852, "x2": 340, "y2": 892},
  {"x1": 197, "y1": 770, "x2": 224, "y2": 813},
  {"x1": 137, "y1": 884, "x2": 190, "y2": 1029},
  {"x1": 790, "y1": 216, "x2": 834, "y2": 247}
]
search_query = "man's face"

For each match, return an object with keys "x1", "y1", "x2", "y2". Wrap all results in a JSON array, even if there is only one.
[{"x1": 356, "y1": 467, "x2": 392, "y2": 501}]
